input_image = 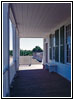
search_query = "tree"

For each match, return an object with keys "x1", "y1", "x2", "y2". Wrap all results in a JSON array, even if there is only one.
[
  {"x1": 9, "y1": 46, "x2": 43, "y2": 56},
  {"x1": 20, "y1": 50, "x2": 24, "y2": 56},
  {"x1": 20, "y1": 50, "x2": 33, "y2": 56},
  {"x1": 9, "y1": 50, "x2": 13, "y2": 56},
  {"x1": 32, "y1": 46, "x2": 43, "y2": 52}
]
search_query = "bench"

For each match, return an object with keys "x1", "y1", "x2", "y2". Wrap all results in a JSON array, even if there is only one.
[{"x1": 49, "y1": 64, "x2": 57, "y2": 72}]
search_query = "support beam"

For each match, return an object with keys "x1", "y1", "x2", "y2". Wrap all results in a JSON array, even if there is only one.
[
  {"x1": 15, "y1": 31, "x2": 19, "y2": 71},
  {"x1": 13, "y1": 25, "x2": 19, "y2": 71},
  {"x1": 9, "y1": 4, "x2": 19, "y2": 34},
  {"x1": 3, "y1": 3, "x2": 10, "y2": 96},
  {"x1": 43, "y1": 39, "x2": 45, "y2": 64},
  {"x1": 13, "y1": 24, "x2": 16, "y2": 71}
]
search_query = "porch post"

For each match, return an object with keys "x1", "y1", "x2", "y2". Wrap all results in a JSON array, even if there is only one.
[
  {"x1": 16, "y1": 31, "x2": 19, "y2": 70},
  {"x1": 3, "y1": 3, "x2": 10, "y2": 96},
  {"x1": 13, "y1": 26, "x2": 19, "y2": 71},
  {"x1": 13, "y1": 24, "x2": 16, "y2": 71},
  {"x1": 43, "y1": 39, "x2": 46, "y2": 66}
]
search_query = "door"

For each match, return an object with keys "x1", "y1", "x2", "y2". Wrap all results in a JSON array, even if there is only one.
[{"x1": 46, "y1": 43, "x2": 48, "y2": 63}]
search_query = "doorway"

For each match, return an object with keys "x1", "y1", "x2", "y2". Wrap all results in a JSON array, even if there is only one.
[{"x1": 46, "y1": 43, "x2": 48, "y2": 63}]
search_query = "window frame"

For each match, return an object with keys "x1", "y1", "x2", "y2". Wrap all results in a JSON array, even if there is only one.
[
  {"x1": 66, "y1": 24, "x2": 71, "y2": 64},
  {"x1": 49, "y1": 23, "x2": 71, "y2": 65},
  {"x1": 60, "y1": 26, "x2": 65, "y2": 63},
  {"x1": 55, "y1": 29, "x2": 59, "y2": 62},
  {"x1": 49, "y1": 34, "x2": 55, "y2": 61},
  {"x1": 49, "y1": 34, "x2": 52, "y2": 60}
]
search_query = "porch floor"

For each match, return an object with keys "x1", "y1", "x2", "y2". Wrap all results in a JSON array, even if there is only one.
[{"x1": 10, "y1": 65, "x2": 71, "y2": 97}]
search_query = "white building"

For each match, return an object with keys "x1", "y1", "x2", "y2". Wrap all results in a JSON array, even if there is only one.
[
  {"x1": 43, "y1": 19, "x2": 71, "y2": 81},
  {"x1": 33, "y1": 52, "x2": 43, "y2": 62}
]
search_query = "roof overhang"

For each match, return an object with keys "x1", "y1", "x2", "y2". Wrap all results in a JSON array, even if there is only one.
[{"x1": 9, "y1": 3, "x2": 71, "y2": 38}]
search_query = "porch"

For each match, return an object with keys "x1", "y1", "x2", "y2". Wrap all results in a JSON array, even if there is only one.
[{"x1": 3, "y1": 2, "x2": 71, "y2": 98}]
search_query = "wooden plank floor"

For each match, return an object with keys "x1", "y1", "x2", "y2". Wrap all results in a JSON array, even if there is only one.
[{"x1": 10, "y1": 65, "x2": 71, "y2": 97}]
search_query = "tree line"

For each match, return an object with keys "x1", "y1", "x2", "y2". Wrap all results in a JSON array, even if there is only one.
[{"x1": 9, "y1": 46, "x2": 43, "y2": 56}]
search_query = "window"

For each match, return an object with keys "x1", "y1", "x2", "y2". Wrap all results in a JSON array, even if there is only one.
[
  {"x1": 46, "y1": 43, "x2": 48, "y2": 63},
  {"x1": 55, "y1": 29, "x2": 59, "y2": 62},
  {"x1": 52, "y1": 34, "x2": 55, "y2": 60},
  {"x1": 66, "y1": 24, "x2": 71, "y2": 63},
  {"x1": 49, "y1": 34, "x2": 55, "y2": 60},
  {"x1": 60, "y1": 26, "x2": 64, "y2": 63},
  {"x1": 49, "y1": 34, "x2": 52, "y2": 60}
]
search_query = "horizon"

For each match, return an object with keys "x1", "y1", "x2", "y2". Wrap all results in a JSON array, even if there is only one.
[{"x1": 10, "y1": 38, "x2": 43, "y2": 50}]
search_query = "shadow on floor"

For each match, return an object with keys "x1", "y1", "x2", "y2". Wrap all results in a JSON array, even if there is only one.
[{"x1": 10, "y1": 68, "x2": 71, "y2": 97}]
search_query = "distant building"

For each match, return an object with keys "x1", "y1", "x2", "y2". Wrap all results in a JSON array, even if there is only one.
[{"x1": 33, "y1": 52, "x2": 43, "y2": 62}]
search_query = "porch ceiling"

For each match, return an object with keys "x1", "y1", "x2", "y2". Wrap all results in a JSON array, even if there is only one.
[{"x1": 10, "y1": 3, "x2": 71, "y2": 38}]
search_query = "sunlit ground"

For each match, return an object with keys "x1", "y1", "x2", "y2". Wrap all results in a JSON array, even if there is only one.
[{"x1": 19, "y1": 64, "x2": 43, "y2": 70}]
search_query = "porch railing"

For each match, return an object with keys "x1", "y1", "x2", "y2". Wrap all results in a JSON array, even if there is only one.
[{"x1": 19, "y1": 56, "x2": 42, "y2": 65}]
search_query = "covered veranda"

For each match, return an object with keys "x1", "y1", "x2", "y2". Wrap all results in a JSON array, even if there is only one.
[{"x1": 3, "y1": 2, "x2": 71, "y2": 98}]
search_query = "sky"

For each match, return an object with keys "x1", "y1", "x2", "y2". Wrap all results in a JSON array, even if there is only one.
[
  {"x1": 9, "y1": 20, "x2": 43, "y2": 50},
  {"x1": 20, "y1": 38, "x2": 43, "y2": 50},
  {"x1": 9, "y1": 20, "x2": 13, "y2": 50}
]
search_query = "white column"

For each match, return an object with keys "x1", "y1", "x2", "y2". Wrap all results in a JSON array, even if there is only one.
[
  {"x1": 16, "y1": 32, "x2": 19, "y2": 70},
  {"x1": 13, "y1": 25, "x2": 19, "y2": 71},
  {"x1": 43, "y1": 39, "x2": 46, "y2": 64},
  {"x1": 12, "y1": 24, "x2": 16, "y2": 71},
  {"x1": 3, "y1": 3, "x2": 10, "y2": 96}
]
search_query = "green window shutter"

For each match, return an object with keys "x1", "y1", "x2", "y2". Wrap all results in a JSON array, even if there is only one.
[
  {"x1": 50, "y1": 48, "x2": 52, "y2": 60},
  {"x1": 60, "y1": 26, "x2": 64, "y2": 45},
  {"x1": 55, "y1": 30, "x2": 59, "y2": 46},
  {"x1": 55, "y1": 29, "x2": 59, "y2": 62},
  {"x1": 55, "y1": 47, "x2": 59, "y2": 62},
  {"x1": 49, "y1": 34, "x2": 52, "y2": 60},
  {"x1": 60, "y1": 46, "x2": 64, "y2": 63},
  {"x1": 50, "y1": 34, "x2": 53, "y2": 47},
  {"x1": 60, "y1": 26, "x2": 64, "y2": 63}
]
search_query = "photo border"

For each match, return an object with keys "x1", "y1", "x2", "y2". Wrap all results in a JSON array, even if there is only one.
[{"x1": 1, "y1": 1, "x2": 73, "y2": 99}]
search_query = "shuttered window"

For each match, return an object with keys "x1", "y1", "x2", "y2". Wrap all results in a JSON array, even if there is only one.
[
  {"x1": 66, "y1": 24, "x2": 71, "y2": 63},
  {"x1": 49, "y1": 34, "x2": 53, "y2": 60},
  {"x1": 55, "y1": 30, "x2": 59, "y2": 62},
  {"x1": 49, "y1": 34, "x2": 55, "y2": 60},
  {"x1": 50, "y1": 48, "x2": 52, "y2": 60},
  {"x1": 60, "y1": 26, "x2": 64, "y2": 63},
  {"x1": 52, "y1": 35, "x2": 55, "y2": 60},
  {"x1": 46, "y1": 43, "x2": 48, "y2": 63}
]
